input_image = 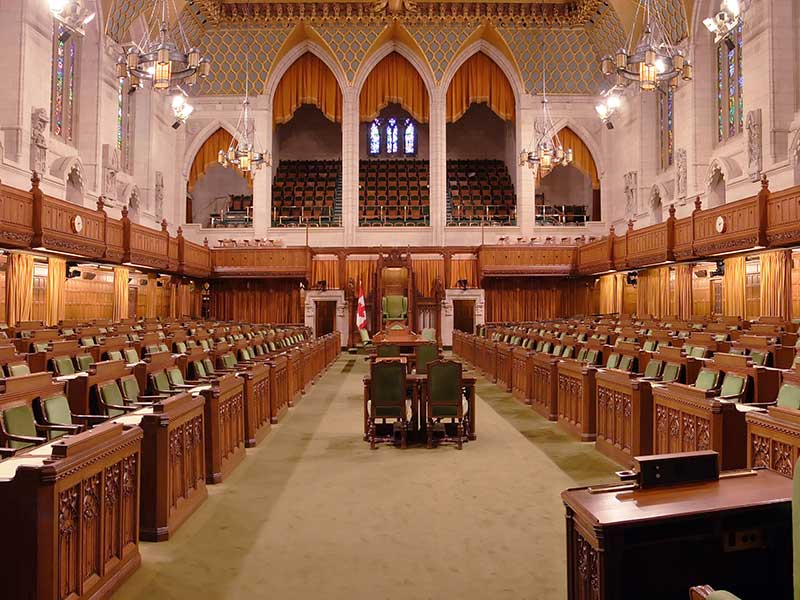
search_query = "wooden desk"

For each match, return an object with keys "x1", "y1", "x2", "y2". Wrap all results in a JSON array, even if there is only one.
[
  {"x1": 563, "y1": 469, "x2": 793, "y2": 600},
  {"x1": 595, "y1": 369, "x2": 653, "y2": 466},
  {"x1": 200, "y1": 374, "x2": 246, "y2": 484},
  {"x1": 557, "y1": 358, "x2": 598, "y2": 441},
  {"x1": 0, "y1": 422, "x2": 143, "y2": 599}
]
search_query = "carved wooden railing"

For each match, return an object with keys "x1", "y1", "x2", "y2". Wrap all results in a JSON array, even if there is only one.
[{"x1": 478, "y1": 245, "x2": 576, "y2": 278}]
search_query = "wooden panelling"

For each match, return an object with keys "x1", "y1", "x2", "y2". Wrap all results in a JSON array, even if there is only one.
[
  {"x1": 181, "y1": 237, "x2": 211, "y2": 278},
  {"x1": 64, "y1": 272, "x2": 114, "y2": 321},
  {"x1": 0, "y1": 182, "x2": 34, "y2": 248},
  {"x1": 105, "y1": 217, "x2": 125, "y2": 263},
  {"x1": 210, "y1": 279, "x2": 303, "y2": 323},
  {"x1": 611, "y1": 234, "x2": 627, "y2": 270},
  {"x1": 478, "y1": 246, "x2": 575, "y2": 277},
  {"x1": 765, "y1": 185, "x2": 800, "y2": 247},
  {"x1": 483, "y1": 278, "x2": 596, "y2": 322},
  {"x1": 576, "y1": 237, "x2": 612, "y2": 274},
  {"x1": 692, "y1": 275, "x2": 712, "y2": 317},
  {"x1": 126, "y1": 221, "x2": 170, "y2": 270},
  {"x1": 212, "y1": 247, "x2": 311, "y2": 278},
  {"x1": 625, "y1": 218, "x2": 674, "y2": 268},
  {"x1": 692, "y1": 192, "x2": 766, "y2": 257},
  {"x1": 35, "y1": 192, "x2": 107, "y2": 258},
  {"x1": 673, "y1": 214, "x2": 695, "y2": 260}
]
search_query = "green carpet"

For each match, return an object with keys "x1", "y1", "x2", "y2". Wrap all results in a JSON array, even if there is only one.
[{"x1": 114, "y1": 355, "x2": 617, "y2": 599}]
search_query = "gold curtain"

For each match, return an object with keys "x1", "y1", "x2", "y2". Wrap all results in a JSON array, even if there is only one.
[
  {"x1": 412, "y1": 258, "x2": 444, "y2": 297},
  {"x1": 273, "y1": 53, "x2": 343, "y2": 125},
  {"x1": 723, "y1": 256, "x2": 747, "y2": 317},
  {"x1": 598, "y1": 273, "x2": 626, "y2": 314},
  {"x1": 188, "y1": 128, "x2": 251, "y2": 192},
  {"x1": 448, "y1": 258, "x2": 478, "y2": 288},
  {"x1": 484, "y1": 278, "x2": 594, "y2": 322},
  {"x1": 6, "y1": 252, "x2": 34, "y2": 327},
  {"x1": 345, "y1": 259, "x2": 377, "y2": 295},
  {"x1": 311, "y1": 259, "x2": 340, "y2": 289},
  {"x1": 675, "y1": 263, "x2": 694, "y2": 320},
  {"x1": 760, "y1": 250, "x2": 792, "y2": 319},
  {"x1": 543, "y1": 127, "x2": 599, "y2": 190},
  {"x1": 45, "y1": 256, "x2": 66, "y2": 326},
  {"x1": 169, "y1": 283, "x2": 178, "y2": 318},
  {"x1": 210, "y1": 279, "x2": 302, "y2": 323},
  {"x1": 359, "y1": 53, "x2": 429, "y2": 123},
  {"x1": 636, "y1": 267, "x2": 670, "y2": 318},
  {"x1": 446, "y1": 52, "x2": 515, "y2": 122},
  {"x1": 145, "y1": 274, "x2": 158, "y2": 319},
  {"x1": 113, "y1": 266, "x2": 129, "y2": 322}
]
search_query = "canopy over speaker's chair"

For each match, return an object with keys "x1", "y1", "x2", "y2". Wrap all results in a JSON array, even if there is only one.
[{"x1": 382, "y1": 295, "x2": 408, "y2": 321}]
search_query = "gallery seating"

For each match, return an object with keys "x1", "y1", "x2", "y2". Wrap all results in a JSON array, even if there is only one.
[
  {"x1": 359, "y1": 159, "x2": 430, "y2": 226},
  {"x1": 272, "y1": 160, "x2": 341, "y2": 227},
  {"x1": 447, "y1": 159, "x2": 516, "y2": 226}
]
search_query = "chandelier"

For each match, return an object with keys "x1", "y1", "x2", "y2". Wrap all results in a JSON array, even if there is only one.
[
  {"x1": 520, "y1": 73, "x2": 572, "y2": 178},
  {"x1": 49, "y1": 0, "x2": 95, "y2": 37},
  {"x1": 115, "y1": 0, "x2": 210, "y2": 91},
  {"x1": 703, "y1": 0, "x2": 742, "y2": 45},
  {"x1": 600, "y1": 0, "x2": 692, "y2": 91},
  {"x1": 218, "y1": 71, "x2": 271, "y2": 173}
]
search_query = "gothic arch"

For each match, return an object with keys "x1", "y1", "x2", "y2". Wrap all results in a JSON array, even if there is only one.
[
  {"x1": 706, "y1": 156, "x2": 742, "y2": 188},
  {"x1": 49, "y1": 155, "x2": 84, "y2": 185},
  {"x1": 549, "y1": 118, "x2": 606, "y2": 178},
  {"x1": 354, "y1": 42, "x2": 436, "y2": 100},
  {"x1": 263, "y1": 41, "x2": 348, "y2": 104},
  {"x1": 181, "y1": 119, "x2": 239, "y2": 180}
]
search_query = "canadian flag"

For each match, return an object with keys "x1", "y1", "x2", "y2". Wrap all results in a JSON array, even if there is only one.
[{"x1": 356, "y1": 284, "x2": 367, "y2": 330}]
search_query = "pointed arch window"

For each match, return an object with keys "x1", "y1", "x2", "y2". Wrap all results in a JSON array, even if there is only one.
[
  {"x1": 385, "y1": 118, "x2": 398, "y2": 154},
  {"x1": 368, "y1": 119, "x2": 382, "y2": 155},
  {"x1": 403, "y1": 119, "x2": 416, "y2": 155},
  {"x1": 716, "y1": 22, "x2": 743, "y2": 143},
  {"x1": 51, "y1": 22, "x2": 80, "y2": 145},
  {"x1": 367, "y1": 116, "x2": 417, "y2": 156}
]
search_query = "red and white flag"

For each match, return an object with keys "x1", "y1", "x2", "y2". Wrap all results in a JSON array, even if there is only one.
[{"x1": 356, "y1": 284, "x2": 367, "y2": 331}]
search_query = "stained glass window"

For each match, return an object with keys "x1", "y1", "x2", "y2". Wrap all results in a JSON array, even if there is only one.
[
  {"x1": 117, "y1": 80, "x2": 134, "y2": 173},
  {"x1": 403, "y1": 119, "x2": 416, "y2": 155},
  {"x1": 716, "y1": 22, "x2": 743, "y2": 143},
  {"x1": 658, "y1": 85, "x2": 674, "y2": 171},
  {"x1": 50, "y1": 22, "x2": 79, "y2": 144},
  {"x1": 386, "y1": 118, "x2": 398, "y2": 154},
  {"x1": 368, "y1": 119, "x2": 381, "y2": 155}
]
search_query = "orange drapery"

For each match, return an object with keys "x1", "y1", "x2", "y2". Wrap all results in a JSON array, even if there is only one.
[
  {"x1": 598, "y1": 273, "x2": 624, "y2": 314},
  {"x1": 112, "y1": 266, "x2": 129, "y2": 322},
  {"x1": 411, "y1": 258, "x2": 444, "y2": 297},
  {"x1": 273, "y1": 53, "x2": 343, "y2": 125},
  {"x1": 311, "y1": 258, "x2": 340, "y2": 289},
  {"x1": 345, "y1": 259, "x2": 378, "y2": 296},
  {"x1": 675, "y1": 263, "x2": 694, "y2": 320},
  {"x1": 45, "y1": 256, "x2": 66, "y2": 326},
  {"x1": 360, "y1": 53, "x2": 429, "y2": 123},
  {"x1": 446, "y1": 52, "x2": 515, "y2": 123},
  {"x1": 448, "y1": 257, "x2": 478, "y2": 288},
  {"x1": 723, "y1": 256, "x2": 747, "y2": 317},
  {"x1": 636, "y1": 267, "x2": 670, "y2": 318},
  {"x1": 188, "y1": 128, "x2": 251, "y2": 192},
  {"x1": 542, "y1": 127, "x2": 600, "y2": 190},
  {"x1": 484, "y1": 278, "x2": 595, "y2": 322},
  {"x1": 760, "y1": 250, "x2": 792, "y2": 319},
  {"x1": 211, "y1": 279, "x2": 302, "y2": 324},
  {"x1": 6, "y1": 252, "x2": 34, "y2": 327}
]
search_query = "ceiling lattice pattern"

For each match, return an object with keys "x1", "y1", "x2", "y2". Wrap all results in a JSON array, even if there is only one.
[
  {"x1": 652, "y1": 0, "x2": 689, "y2": 44},
  {"x1": 191, "y1": 26, "x2": 295, "y2": 95},
  {"x1": 105, "y1": 0, "x2": 140, "y2": 42},
  {"x1": 404, "y1": 23, "x2": 475, "y2": 81},
  {"x1": 314, "y1": 22, "x2": 388, "y2": 81},
  {"x1": 586, "y1": 2, "x2": 627, "y2": 59}
]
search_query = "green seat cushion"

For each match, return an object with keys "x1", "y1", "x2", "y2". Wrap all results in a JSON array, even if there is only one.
[
  {"x1": 643, "y1": 340, "x2": 656, "y2": 352},
  {"x1": 606, "y1": 353, "x2": 620, "y2": 369},
  {"x1": 382, "y1": 295, "x2": 408, "y2": 319},
  {"x1": 222, "y1": 353, "x2": 237, "y2": 368},
  {"x1": 719, "y1": 374, "x2": 746, "y2": 400},
  {"x1": 107, "y1": 350, "x2": 123, "y2": 361},
  {"x1": 690, "y1": 346, "x2": 707, "y2": 358},
  {"x1": 3, "y1": 404, "x2": 38, "y2": 449},
  {"x1": 7, "y1": 362, "x2": 30, "y2": 377},
  {"x1": 99, "y1": 382, "x2": 126, "y2": 417},
  {"x1": 80, "y1": 337, "x2": 96, "y2": 347},
  {"x1": 53, "y1": 356, "x2": 75, "y2": 376},
  {"x1": 41, "y1": 394, "x2": 73, "y2": 439},
  {"x1": 585, "y1": 350, "x2": 599, "y2": 365},
  {"x1": 777, "y1": 383, "x2": 800, "y2": 410},
  {"x1": 695, "y1": 369, "x2": 719, "y2": 391},
  {"x1": 75, "y1": 354, "x2": 92, "y2": 371},
  {"x1": 551, "y1": 345, "x2": 562, "y2": 356},
  {"x1": 193, "y1": 361, "x2": 207, "y2": 378},
  {"x1": 200, "y1": 340, "x2": 210, "y2": 350},
  {"x1": 562, "y1": 347, "x2": 574, "y2": 358},
  {"x1": 175, "y1": 342, "x2": 187, "y2": 353},
  {"x1": 643, "y1": 360, "x2": 662, "y2": 379},
  {"x1": 662, "y1": 363, "x2": 681, "y2": 382}
]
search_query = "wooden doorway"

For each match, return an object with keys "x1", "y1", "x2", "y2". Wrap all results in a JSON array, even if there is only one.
[
  {"x1": 315, "y1": 300, "x2": 337, "y2": 337},
  {"x1": 453, "y1": 299, "x2": 475, "y2": 334}
]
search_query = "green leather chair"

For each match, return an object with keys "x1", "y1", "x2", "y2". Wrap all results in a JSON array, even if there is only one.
[
  {"x1": 6, "y1": 362, "x2": 30, "y2": 377},
  {"x1": 106, "y1": 350, "x2": 124, "y2": 362},
  {"x1": 150, "y1": 371, "x2": 178, "y2": 396},
  {"x1": 777, "y1": 383, "x2": 800, "y2": 410},
  {"x1": 145, "y1": 345, "x2": 160, "y2": 356},
  {"x1": 717, "y1": 373, "x2": 747, "y2": 402},
  {"x1": 123, "y1": 348, "x2": 140, "y2": 364},
  {"x1": 415, "y1": 344, "x2": 438, "y2": 375},
  {"x1": 425, "y1": 360, "x2": 468, "y2": 450},
  {"x1": 202, "y1": 358, "x2": 217, "y2": 377},
  {"x1": 1, "y1": 404, "x2": 49, "y2": 449},
  {"x1": 662, "y1": 362, "x2": 682, "y2": 383},
  {"x1": 642, "y1": 359, "x2": 663, "y2": 379},
  {"x1": 606, "y1": 353, "x2": 621, "y2": 369},
  {"x1": 51, "y1": 356, "x2": 76, "y2": 376},
  {"x1": 97, "y1": 381, "x2": 135, "y2": 417},
  {"x1": 367, "y1": 360, "x2": 409, "y2": 449},
  {"x1": 695, "y1": 368, "x2": 720, "y2": 391},
  {"x1": 166, "y1": 366, "x2": 201, "y2": 389},
  {"x1": 562, "y1": 346, "x2": 574, "y2": 359},
  {"x1": 382, "y1": 295, "x2": 408, "y2": 320},
  {"x1": 376, "y1": 344, "x2": 400, "y2": 358},
  {"x1": 75, "y1": 354, "x2": 92, "y2": 372},
  {"x1": 80, "y1": 337, "x2": 96, "y2": 348},
  {"x1": 221, "y1": 352, "x2": 237, "y2": 369},
  {"x1": 576, "y1": 348, "x2": 588, "y2": 362},
  {"x1": 749, "y1": 350, "x2": 769, "y2": 367},
  {"x1": 420, "y1": 328, "x2": 436, "y2": 343},
  {"x1": 618, "y1": 355, "x2": 634, "y2": 372},
  {"x1": 39, "y1": 393, "x2": 103, "y2": 438},
  {"x1": 643, "y1": 340, "x2": 657, "y2": 352},
  {"x1": 690, "y1": 346, "x2": 708, "y2": 359},
  {"x1": 120, "y1": 374, "x2": 167, "y2": 404},
  {"x1": 200, "y1": 339, "x2": 211, "y2": 351},
  {"x1": 174, "y1": 341, "x2": 187, "y2": 354}
]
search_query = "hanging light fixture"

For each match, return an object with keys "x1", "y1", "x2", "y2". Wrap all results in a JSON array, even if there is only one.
[
  {"x1": 599, "y1": 0, "x2": 692, "y2": 92},
  {"x1": 170, "y1": 89, "x2": 194, "y2": 129},
  {"x1": 217, "y1": 63, "x2": 271, "y2": 173},
  {"x1": 703, "y1": 0, "x2": 742, "y2": 46},
  {"x1": 49, "y1": 0, "x2": 96, "y2": 37},
  {"x1": 595, "y1": 89, "x2": 622, "y2": 128},
  {"x1": 115, "y1": 0, "x2": 210, "y2": 92}
]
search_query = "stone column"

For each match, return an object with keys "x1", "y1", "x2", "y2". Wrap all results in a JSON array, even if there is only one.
[
  {"x1": 341, "y1": 90, "x2": 360, "y2": 245},
  {"x1": 428, "y1": 93, "x2": 447, "y2": 245},
  {"x1": 252, "y1": 94, "x2": 270, "y2": 238}
]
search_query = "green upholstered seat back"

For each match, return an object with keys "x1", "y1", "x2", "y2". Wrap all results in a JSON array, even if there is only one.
[
  {"x1": 123, "y1": 348, "x2": 139, "y2": 363},
  {"x1": 585, "y1": 350, "x2": 599, "y2": 365},
  {"x1": 107, "y1": 350, "x2": 123, "y2": 361},
  {"x1": 3, "y1": 404, "x2": 38, "y2": 449},
  {"x1": 749, "y1": 350, "x2": 768, "y2": 366},
  {"x1": 239, "y1": 348, "x2": 250, "y2": 361},
  {"x1": 535, "y1": 341, "x2": 544, "y2": 352},
  {"x1": 120, "y1": 375, "x2": 140, "y2": 400},
  {"x1": 382, "y1": 295, "x2": 408, "y2": 319},
  {"x1": 167, "y1": 367, "x2": 185, "y2": 386},
  {"x1": 75, "y1": 354, "x2": 92, "y2": 371},
  {"x1": 427, "y1": 361, "x2": 463, "y2": 418},
  {"x1": 221, "y1": 353, "x2": 235, "y2": 368},
  {"x1": 41, "y1": 394, "x2": 73, "y2": 439},
  {"x1": 777, "y1": 383, "x2": 800, "y2": 410},
  {"x1": 541, "y1": 342, "x2": 552, "y2": 354},
  {"x1": 370, "y1": 361, "x2": 406, "y2": 418},
  {"x1": 202, "y1": 358, "x2": 215, "y2": 375},
  {"x1": 33, "y1": 342, "x2": 48, "y2": 352},
  {"x1": 7, "y1": 362, "x2": 30, "y2": 377},
  {"x1": 145, "y1": 345, "x2": 160, "y2": 355},
  {"x1": 53, "y1": 356, "x2": 75, "y2": 376},
  {"x1": 719, "y1": 373, "x2": 746, "y2": 400},
  {"x1": 690, "y1": 346, "x2": 707, "y2": 358},
  {"x1": 158, "y1": 344, "x2": 169, "y2": 353},
  {"x1": 683, "y1": 344, "x2": 694, "y2": 355},
  {"x1": 98, "y1": 382, "x2": 126, "y2": 417},
  {"x1": 729, "y1": 348, "x2": 745, "y2": 355},
  {"x1": 153, "y1": 371, "x2": 171, "y2": 393},
  {"x1": 662, "y1": 362, "x2": 681, "y2": 382},
  {"x1": 643, "y1": 359, "x2": 663, "y2": 379},
  {"x1": 192, "y1": 361, "x2": 207, "y2": 378},
  {"x1": 695, "y1": 368, "x2": 719, "y2": 390},
  {"x1": 80, "y1": 337, "x2": 96, "y2": 347},
  {"x1": 522, "y1": 338, "x2": 532, "y2": 349},
  {"x1": 377, "y1": 345, "x2": 400, "y2": 358},
  {"x1": 421, "y1": 328, "x2": 436, "y2": 342},
  {"x1": 618, "y1": 355, "x2": 634, "y2": 372},
  {"x1": 415, "y1": 344, "x2": 438, "y2": 375},
  {"x1": 643, "y1": 340, "x2": 657, "y2": 352},
  {"x1": 606, "y1": 353, "x2": 620, "y2": 369},
  {"x1": 268, "y1": 341, "x2": 277, "y2": 352},
  {"x1": 552, "y1": 345, "x2": 562, "y2": 356},
  {"x1": 253, "y1": 344, "x2": 264, "y2": 355},
  {"x1": 200, "y1": 339, "x2": 210, "y2": 350},
  {"x1": 175, "y1": 342, "x2": 187, "y2": 354},
  {"x1": 61, "y1": 328, "x2": 74, "y2": 336},
  {"x1": 576, "y1": 348, "x2": 587, "y2": 362},
  {"x1": 562, "y1": 346, "x2": 574, "y2": 358}
]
